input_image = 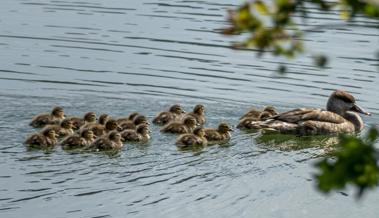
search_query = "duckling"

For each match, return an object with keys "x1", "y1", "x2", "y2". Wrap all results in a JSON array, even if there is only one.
[
  {"x1": 118, "y1": 115, "x2": 149, "y2": 131},
  {"x1": 153, "y1": 104, "x2": 185, "y2": 125},
  {"x1": 60, "y1": 129, "x2": 96, "y2": 149},
  {"x1": 82, "y1": 119, "x2": 121, "y2": 137},
  {"x1": 116, "y1": 112, "x2": 140, "y2": 125},
  {"x1": 186, "y1": 104, "x2": 206, "y2": 125},
  {"x1": 121, "y1": 124, "x2": 150, "y2": 142},
  {"x1": 176, "y1": 127, "x2": 208, "y2": 149},
  {"x1": 30, "y1": 106, "x2": 65, "y2": 128},
  {"x1": 24, "y1": 127, "x2": 58, "y2": 148},
  {"x1": 69, "y1": 112, "x2": 97, "y2": 130},
  {"x1": 160, "y1": 116, "x2": 197, "y2": 134},
  {"x1": 89, "y1": 131, "x2": 123, "y2": 150},
  {"x1": 204, "y1": 123, "x2": 233, "y2": 142},
  {"x1": 42, "y1": 118, "x2": 74, "y2": 138},
  {"x1": 237, "y1": 111, "x2": 273, "y2": 129},
  {"x1": 239, "y1": 106, "x2": 278, "y2": 121},
  {"x1": 98, "y1": 114, "x2": 110, "y2": 125}
]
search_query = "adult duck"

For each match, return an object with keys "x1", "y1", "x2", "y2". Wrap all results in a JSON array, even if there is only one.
[{"x1": 249, "y1": 90, "x2": 371, "y2": 135}]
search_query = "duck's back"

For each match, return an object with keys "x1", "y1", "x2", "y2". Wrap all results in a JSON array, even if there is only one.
[
  {"x1": 121, "y1": 130, "x2": 140, "y2": 141},
  {"x1": 161, "y1": 122, "x2": 188, "y2": 134},
  {"x1": 153, "y1": 112, "x2": 175, "y2": 125},
  {"x1": 30, "y1": 114, "x2": 52, "y2": 128}
]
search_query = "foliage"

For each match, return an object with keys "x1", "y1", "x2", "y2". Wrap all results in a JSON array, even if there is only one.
[
  {"x1": 314, "y1": 127, "x2": 379, "y2": 198},
  {"x1": 222, "y1": 0, "x2": 379, "y2": 68}
]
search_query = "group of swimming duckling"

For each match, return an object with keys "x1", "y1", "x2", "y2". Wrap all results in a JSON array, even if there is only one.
[{"x1": 25, "y1": 90, "x2": 372, "y2": 151}]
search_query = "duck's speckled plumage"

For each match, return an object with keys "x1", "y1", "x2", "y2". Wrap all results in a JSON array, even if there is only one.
[
  {"x1": 60, "y1": 129, "x2": 96, "y2": 149},
  {"x1": 25, "y1": 127, "x2": 58, "y2": 148},
  {"x1": 121, "y1": 124, "x2": 150, "y2": 142}
]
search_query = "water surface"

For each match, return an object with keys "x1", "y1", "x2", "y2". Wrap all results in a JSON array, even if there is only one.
[{"x1": 0, "y1": 0, "x2": 378, "y2": 217}]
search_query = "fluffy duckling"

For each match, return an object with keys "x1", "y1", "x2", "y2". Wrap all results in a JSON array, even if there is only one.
[
  {"x1": 160, "y1": 116, "x2": 197, "y2": 134},
  {"x1": 30, "y1": 106, "x2": 65, "y2": 128},
  {"x1": 116, "y1": 112, "x2": 140, "y2": 125},
  {"x1": 89, "y1": 131, "x2": 123, "y2": 150},
  {"x1": 98, "y1": 114, "x2": 110, "y2": 125},
  {"x1": 239, "y1": 106, "x2": 278, "y2": 121},
  {"x1": 153, "y1": 104, "x2": 185, "y2": 125},
  {"x1": 118, "y1": 115, "x2": 149, "y2": 131},
  {"x1": 60, "y1": 129, "x2": 96, "y2": 149},
  {"x1": 83, "y1": 119, "x2": 121, "y2": 137},
  {"x1": 204, "y1": 123, "x2": 233, "y2": 142},
  {"x1": 176, "y1": 127, "x2": 208, "y2": 149},
  {"x1": 24, "y1": 127, "x2": 58, "y2": 148},
  {"x1": 186, "y1": 104, "x2": 206, "y2": 125},
  {"x1": 43, "y1": 118, "x2": 74, "y2": 138},
  {"x1": 121, "y1": 124, "x2": 150, "y2": 142},
  {"x1": 70, "y1": 112, "x2": 97, "y2": 130},
  {"x1": 237, "y1": 111, "x2": 273, "y2": 129}
]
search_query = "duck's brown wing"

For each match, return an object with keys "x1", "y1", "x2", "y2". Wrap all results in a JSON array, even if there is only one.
[
  {"x1": 272, "y1": 108, "x2": 346, "y2": 124},
  {"x1": 161, "y1": 123, "x2": 185, "y2": 133}
]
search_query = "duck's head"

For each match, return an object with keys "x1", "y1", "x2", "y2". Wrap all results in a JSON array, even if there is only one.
[
  {"x1": 81, "y1": 129, "x2": 95, "y2": 140},
  {"x1": 193, "y1": 104, "x2": 205, "y2": 115},
  {"x1": 134, "y1": 115, "x2": 149, "y2": 125},
  {"x1": 170, "y1": 104, "x2": 185, "y2": 114},
  {"x1": 218, "y1": 123, "x2": 233, "y2": 133},
  {"x1": 263, "y1": 106, "x2": 278, "y2": 116},
  {"x1": 98, "y1": 114, "x2": 110, "y2": 125},
  {"x1": 183, "y1": 116, "x2": 197, "y2": 128},
  {"x1": 105, "y1": 119, "x2": 121, "y2": 131},
  {"x1": 108, "y1": 131, "x2": 122, "y2": 142},
  {"x1": 61, "y1": 119, "x2": 74, "y2": 129},
  {"x1": 327, "y1": 90, "x2": 370, "y2": 116},
  {"x1": 52, "y1": 107, "x2": 65, "y2": 119},
  {"x1": 84, "y1": 112, "x2": 97, "y2": 123},
  {"x1": 136, "y1": 124, "x2": 150, "y2": 135},
  {"x1": 193, "y1": 127, "x2": 205, "y2": 138},
  {"x1": 42, "y1": 127, "x2": 58, "y2": 139},
  {"x1": 128, "y1": 112, "x2": 140, "y2": 121}
]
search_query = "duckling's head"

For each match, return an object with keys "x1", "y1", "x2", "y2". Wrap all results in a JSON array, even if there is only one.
[
  {"x1": 193, "y1": 104, "x2": 205, "y2": 115},
  {"x1": 60, "y1": 119, "x2": 74, "y2": 129},
  {"x1": 170, "y1": 104, "x2": 185, "y2": 114},
  {"x1": 98, "y1": 114, "x2": 110, "y2": 125},
  {"x1": 183, "y1": 117, "x2": 197, "y2": 128},
  {"x1": 136, "y1": 124, "x2": 150, "y2": 135},
  {"x1": 193, "y1": 127, "x2": 205, "y2": 137},
  {"x1": 105, "y1": 119, "x2": 121, "y2": 131},
  {"x1": 218, "y1": 123, "x2": 233, "y2": 133},
  {"x1": 263, "y1": 106, "x2": 278, "y2": 116},
  {"x1": 128, "y1": 112, "x2": 140, "y2": 121},
  {"x1": 134, "y1": 115, "x2": 149, "y2": 125},
  {"x1": 327, "y1": 90, "x2": 370, "y2": 116},
  {"x1": 84, "y1": 112, "x2": 97, "y2": 123},
  {"x1": 52, "y1": 107, "x2": 65, "y2": 119},
  {"x1": 108, "y1": 131, "x2": 122, "y2": 142},
  {"x1": 42, "y1": 127, "x2": 58, "y2": 139},
  {"x1": 81, "y1": 129, "x2": 95, "y2": 140}
]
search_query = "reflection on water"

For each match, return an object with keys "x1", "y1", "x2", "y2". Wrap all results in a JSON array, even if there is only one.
[{"x1": 0, "y1": 0, "x2": 378, "y2": 218}]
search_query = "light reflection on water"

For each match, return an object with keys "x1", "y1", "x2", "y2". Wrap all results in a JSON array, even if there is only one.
[{"x1": 0, "y1": 0, "x2": 378, "y2": 217}]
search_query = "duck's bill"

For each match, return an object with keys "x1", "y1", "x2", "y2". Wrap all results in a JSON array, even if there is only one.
[{"x1": 352, "y1": 104, "x2": 371, "y2": 116}]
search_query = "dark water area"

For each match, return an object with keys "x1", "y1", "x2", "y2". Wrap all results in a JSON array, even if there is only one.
[{"x1": 0, "y1": 0, "x2": 378, "y2": 217}]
